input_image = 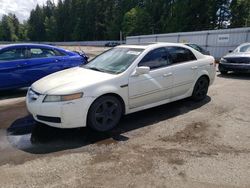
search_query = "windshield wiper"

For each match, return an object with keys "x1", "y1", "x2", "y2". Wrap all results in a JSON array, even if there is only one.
[
  {"x1": 84, "y1": 66, "x2": 117, "y2": 74},
  {"x1": 86, "y1": 67, "x2": 106, "y2": 72}
]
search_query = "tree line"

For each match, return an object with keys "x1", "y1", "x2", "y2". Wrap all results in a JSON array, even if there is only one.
[{"x1": 0, "y1": 0, "x2": 249, "y2": 42}]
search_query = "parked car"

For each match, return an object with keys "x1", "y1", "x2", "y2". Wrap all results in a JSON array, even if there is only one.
[
  {"x1": 219, "y1": 43, "x2": 250, "y2": 74},
  {"x1": 105, "y1": 42, "x2": 120, "y2": 47},
  {"x1": 26, "y1": 43, "x2": 216, "y2": 132},
  {"x1": 185, "y1": 43, "x2": 210, "y2": 55},
  {"x1": 0, "y1": 44, "x2": 87, "y2": 90}
]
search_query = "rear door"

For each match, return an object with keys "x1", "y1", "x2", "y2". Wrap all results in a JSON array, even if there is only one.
[
  {"x1": 0, "y1": 47, "x2": 29, "y2": 89},
  {"x1": 166, "y1": 46, "x2": 198, "y2": 97}
]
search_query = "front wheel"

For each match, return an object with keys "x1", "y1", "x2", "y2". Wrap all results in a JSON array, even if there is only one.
[
  {"x1": 218, "y1": 64, "x2": 228, "y2": 75},
  {"x1": 192, "y1": 77, "x2": 209, "y2": 101},
  {"x1": 87, "y1": 96, "x2": 122, "y2": 132}
]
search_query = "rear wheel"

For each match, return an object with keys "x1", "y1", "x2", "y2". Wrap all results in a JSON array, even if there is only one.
[
  {"x1": 87, "y1": 96, "x2": 122, "y2": 132},
  {"x1": 192, "y1": 76, "x2": 209, "y2": 101}
]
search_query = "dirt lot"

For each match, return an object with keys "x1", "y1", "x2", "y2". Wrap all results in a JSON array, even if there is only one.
[
  {"x1": 0, "y1": 46, "x2": 250, "y2": 188},
  {"x1": 60, "y1": 45, "x2": 110, "y2": 60}
]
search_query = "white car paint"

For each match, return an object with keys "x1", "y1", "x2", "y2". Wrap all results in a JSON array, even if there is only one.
[{"x1": 26, "y1": 43, "x2": 216, "y2": 129}]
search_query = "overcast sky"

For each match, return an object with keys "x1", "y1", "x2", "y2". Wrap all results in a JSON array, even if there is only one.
[{"x1": 0, "y1": 0, "x2": 58, "y2": 22}]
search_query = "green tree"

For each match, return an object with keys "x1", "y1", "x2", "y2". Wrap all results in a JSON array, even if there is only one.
[
  {"x1": 44, "y1": 16, "x2": 57, "y2": 41},
  {"x1": 230, "y1": 0, "x2": 250, "y2": 27},
  {"x1": 122, "y1": 7, "x2": 152, "y2": 37},
  {"x1": 1, "y1": 14, "x2": 17, "y2": 41},
  {"x1": 22, "y1": 0, "x2": 250, "y2": 41},
  {"x1": 28, "y1": 5, "x2": 46, "y2": 41}
]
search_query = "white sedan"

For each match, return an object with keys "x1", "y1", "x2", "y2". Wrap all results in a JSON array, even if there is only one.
[{"x1": 26, "y1": 43, "x2": 216, "y2": 131}]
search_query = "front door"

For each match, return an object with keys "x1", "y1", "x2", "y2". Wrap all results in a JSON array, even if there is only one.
[{"x1": 128, "y1": 48, "x2": 174, "y2": 109}]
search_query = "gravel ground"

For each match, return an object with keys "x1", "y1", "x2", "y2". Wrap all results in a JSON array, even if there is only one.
[
  {"x1": 0, "y1": 46, "x2": 249, "y2": 188},
  {"x1": 60, "y1": 46, "x2": 110, "y2": 60}
]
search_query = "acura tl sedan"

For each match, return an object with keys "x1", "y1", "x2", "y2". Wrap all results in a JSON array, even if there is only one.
[
  {"x1": 0, "y1": 43, "x2": 87, "y2": 90},
  {"x1": 26, "y1": 43, "x2": 216, "y2": 132},
  {"x1": 219, "y1": 43, "x2": 250, "y2": 74}
]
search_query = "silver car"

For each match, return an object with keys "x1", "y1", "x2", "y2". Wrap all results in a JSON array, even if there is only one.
[{"x1": 219, "y1": 43, "x2": 250, "y2": 74}]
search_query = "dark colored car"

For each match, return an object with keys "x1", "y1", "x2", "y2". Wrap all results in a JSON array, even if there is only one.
[
  {"x1": 185, "y1": 43, "x2": 210, "y2": 55},
  {"x1": 105, "y1": 42, "x2": 120, "y2": 47},
  {"x1": 219, "y1": 43, "x2": 250, "y2": 74},
  {"x1": 0, "y1": 43, "x2": 87, "y2": 90}
]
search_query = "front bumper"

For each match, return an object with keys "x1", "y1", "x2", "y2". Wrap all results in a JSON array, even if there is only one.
[
  {"x1": 26, "y1": 90, "x2": 94, "y2": 129},
  {"x1": 219, "y1": 63, "x2": 250, "y2": 72}
]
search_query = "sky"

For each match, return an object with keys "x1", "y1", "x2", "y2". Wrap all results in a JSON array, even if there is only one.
[{"x1": 0, "y1": 0, "x2": 58, "y2": 23}]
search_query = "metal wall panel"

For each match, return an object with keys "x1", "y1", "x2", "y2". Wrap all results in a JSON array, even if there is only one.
[{"x1": 126, "y1": 27, "x2": 250, "y2": 59}]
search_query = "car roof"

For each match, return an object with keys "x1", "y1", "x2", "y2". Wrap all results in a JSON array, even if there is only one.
[
  {"x1": 0, "y1": 45, "x2": 6, "y2": 50},
  {"x1": 0, "y1": 43, "x2": 70, "y2": 54},
  {"x1": 238, "y1": 43, "x2": 250, "y2": 47},
  {"x1": 117, "y1": 42, "x2": 191, "y2": 50},
  {"x1": 1, "y1": 43, "x2": 56, "y2": 48}
]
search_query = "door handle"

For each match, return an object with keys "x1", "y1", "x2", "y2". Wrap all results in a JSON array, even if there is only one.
[
  {"x1": 163, "y1": 73, "x2": 172, "y2": 77},
  {"x1": 191, "y1": 66, "x2": 198, "y2": 70}
]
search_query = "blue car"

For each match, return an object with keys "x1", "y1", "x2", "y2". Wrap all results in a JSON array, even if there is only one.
[{"x1": 0, "y1": 44, "x2": 87, "y2": 90}]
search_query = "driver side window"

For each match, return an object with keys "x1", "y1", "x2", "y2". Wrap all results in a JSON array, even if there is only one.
[{"x1": 138, "y1": 48, "x2": 170, "y2": 70}]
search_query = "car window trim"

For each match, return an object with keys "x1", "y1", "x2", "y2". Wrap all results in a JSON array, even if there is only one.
[
  {"x1": 27, "y1": 47, "x2": 60, "y2": 59},
  {"x1": 143, "y1": 58, "x2": 197, "y2": 73},
  {"x1": 138, "y1": 47, "x2": 171, "y2": 70},
  {"x1": 138, "y1": 46, "x2": 197, "y2": 72},
  {"x1": 0, "y1": 47, "x2": 28, "y2": 62},
  {"x1": 165, "y1": 46, "x2": 197, "y2": 65},
  {"x1": 53, "y1": 48, "x2": 67, "y2": 57}
]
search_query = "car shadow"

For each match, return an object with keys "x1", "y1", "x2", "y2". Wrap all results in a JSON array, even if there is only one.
[
  {"x1": 217, "y1": 72, "x2": 250, "y2": 80},
  {"x1": 0, "y1": 88, "x2": 27, "y2": 100},
  {"x1": 7, "y1": 96, "x2": 211, "y2": 154}
]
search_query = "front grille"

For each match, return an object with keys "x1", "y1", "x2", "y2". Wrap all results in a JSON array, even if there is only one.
[
  {"x1": 225, "y1": 57, "x2": 250, "y2": 64},
  {"x1": 37, "y1": 115, "x2": 61, "y2": 123}
]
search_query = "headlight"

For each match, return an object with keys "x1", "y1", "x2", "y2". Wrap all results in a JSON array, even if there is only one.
[
  {"x1": 43, "y1": 93, "x2": 83, "y2": 102},
  {"x1": 220, "y1": 58, "x2": 227, "y2": 63}
]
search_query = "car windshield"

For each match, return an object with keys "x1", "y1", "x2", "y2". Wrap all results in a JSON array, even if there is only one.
[
  {"x1": 239, "y1": 44, "x2": 250, "y2": 53},
  {"x1": 83, "y1": 47, "x2": 143, "y2": 74}
]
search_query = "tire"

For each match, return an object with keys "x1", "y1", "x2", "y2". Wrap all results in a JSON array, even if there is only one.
[
  {"x1": 218, "y1": 64, "x2": 228, "y2": 75},
  {"x1": 192, "y1": 76, "x2": 209, "y2": 101},
  {"x1": 87, "y1": 95, "x2": 122, "y2": 132}
]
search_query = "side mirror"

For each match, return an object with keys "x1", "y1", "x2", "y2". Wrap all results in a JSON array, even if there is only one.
[
  {"x1": 228, "y1": 50, "x2": 233, "y2": 53},
  {"x1": 133, "y1": 66, "x2": 150, "y2": 76}
]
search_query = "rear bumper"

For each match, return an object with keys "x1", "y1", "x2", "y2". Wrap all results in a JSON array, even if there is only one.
[{"x1": 219, "y1": 63, "x2": 250, "y2": 72}]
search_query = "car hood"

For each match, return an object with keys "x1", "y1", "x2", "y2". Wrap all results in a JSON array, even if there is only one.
[
  {"x1": 224, "y1": 52, "x2": 250, "y2": 58},
  {"x1": 32, "y1": 67, "x2": 117, "y2": 95}
]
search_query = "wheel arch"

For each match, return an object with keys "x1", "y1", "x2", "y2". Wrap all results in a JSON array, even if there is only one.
[
  {"x1": 196, "y1": 70, "x2": 210, "y2": 85},
  {"x1": 198, "y1": 74, "x2": 210, "y2": 84},
  {"x1": 191, "y1": 73, "x2": 210, "y2": 96},
  {"x1": 87, "y1": 93, "x2": 126, "y2": 117},
  {"x1": 86, "y1": 92, "x2": 126, "y2": 130}
]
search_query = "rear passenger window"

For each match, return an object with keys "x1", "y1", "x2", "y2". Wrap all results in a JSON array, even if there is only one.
[
  {"x1": 138, "y1": 48, "x2": 171, "y2": 70},
  {"x1": 29, "y1": 48, "x2": 57, "y2": 58},
  {"x1": 166, "y1": 47, "x2": 196, "y2": 64},
  {"x1": 54, "y1": 49, "x2": 66, "y2": 56}
]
